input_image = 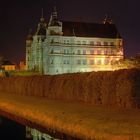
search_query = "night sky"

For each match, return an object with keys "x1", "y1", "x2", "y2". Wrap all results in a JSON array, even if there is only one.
[{"x1": 0, "y1": 0, "x2": 139, "y2": 64}]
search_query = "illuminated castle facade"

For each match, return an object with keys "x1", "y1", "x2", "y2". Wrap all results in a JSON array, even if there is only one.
[{"x1": 26, "y1": 8, "x2": 124, "y2": 75}]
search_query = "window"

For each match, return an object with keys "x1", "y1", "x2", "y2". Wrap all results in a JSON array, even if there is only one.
[
  {"x1": 77, "y1": 50, "x2": 81, "y2": 55},
  {"x1": 104, "y1": 50, "x2": 108, "y2": 55},
  {"x1": 67, "y1": 40, "x2": 70, "y2": 44},
  {"x1": 83, "y1": 60, "x2": 87, "y2": 65},
  {"x1": 51, "y1": 39, "x2": 54, "y2": 43},
  {"x1": 104, "y1": 59, "x2": 109, "y2": 65},
  {"x1": 77, "y1": 41, "x2": 81, "y2": 45},
  {"x1": 67, "y1": 50, "x2": 69, "y2": 54},
  {"x1": 89, "y1": 60, "x2": 94, "y2": 65},
  {"x1": 64, "y1": 49, "x2": 66, "y2": 54},
  {"x1": 97, "y1": 42, "x2": 101, "y2": 46},
  {"x1": 64, "y1": 60, "x2": 70, "y2": 64},
  {"x1": 110, "y1": 42, "x2": 114, "y2": 46},
  {"x1": 83, "y1": 50, "x2": 86, "y2": 55},
  {"x1": 50, "y1": 49, "x2": 54, "y2": 54},
  {"x1": 82, "y1": 41, "x2": 86, "y2": 45},
  {"x1": 63, "y1": 60, "x2": 66, "y2": 64},
  {"x1": 97, "y1": 50, "x2": 101, "y2": 55},
  {"x1": 77, "y1": 60, "x2": 81, "y2": 65},
  {"x1": 90, "y1": 41, "x2": 94, "y2": 45},
  {"x1": 97, "y1": 60, "x2": 101, "y2": 65},
  {"x1": 67, "y1": 60, "x2": 70, "y2": 64},
  {"x1": 110, "y1": 50, "x2": 114, "y2": 55},
  {"x1": 104, "y1": 42, "x2": 108, "y2": 46},
  {"x1": 90, "y1": 50, "x2": 94, "y2": 55},
  {"x1": 50, "y1": 59, "x2": 53, "y2": 64}
]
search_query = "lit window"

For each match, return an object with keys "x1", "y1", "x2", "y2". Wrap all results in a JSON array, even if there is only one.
[
  {"x1": 104, "y1": 59, "x2": 109, "y2": 65},
  {"x1": 90, "y1": 50, "x2": 94, "y2": 55},
  {"x1": 89, "y1": 60, "x2": 94, "y2": 65},
  {"x1": 83, "y1": 50, "x2": 86, "y2": 55},
  {"x1": 97, "y1": 60, "x2": 101, "y2": 65},
  {"x1": 77, "y1": 50, "x2": 81, "y2": 55},
  {"x1": 97, "y1": 50, "x2": 101, "y2": 55},
  {"x1": 104, "y1": 50, "x2": 108, "y2": 55},
  {"x1": 111, "y1": 50, "x2": 114, "y2": 55},
  {"x1": 97, "y1": 42, "x2": 101, "y2": 46}
]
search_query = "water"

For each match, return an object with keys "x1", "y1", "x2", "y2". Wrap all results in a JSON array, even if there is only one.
[
  {"x1": 0, "y1": 116, "x2": 81, "y2": 140},
  {"x1": 0, "y1": 116, "x2": 27, "y2": 140},
  {"x1": 0, "y1": 116, "x2": 58, "y2": 140}
]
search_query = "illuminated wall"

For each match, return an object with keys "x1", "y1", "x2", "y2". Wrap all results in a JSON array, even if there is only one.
[
  {"x1": 1, "y1": 65, "x2": 15, "y2": 71},
  {"x1": 42, "y1": 35, "x2": 123, "y2": 75},
  {"x1": 26, "y1": 8, "x2": 124, "y2": 75}
]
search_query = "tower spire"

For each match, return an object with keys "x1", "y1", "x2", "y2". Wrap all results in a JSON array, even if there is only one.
[
  {"x1": 40, "y1": 8, "x2": 45, "y2": 22},
  {"x1": 49, "y1": 6, "x2": 61, "y2": 26},
  {"x1": 41, "y1": 8, "x2": 44, "y2": 18}
]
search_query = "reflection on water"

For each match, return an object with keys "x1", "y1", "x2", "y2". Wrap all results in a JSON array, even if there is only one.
[
  {"x1": 0, "y1": 116, "x2": 59, "y2": 140},
  {"x1": 26, "y1": 126, "x2": 60, "y2": 140}
]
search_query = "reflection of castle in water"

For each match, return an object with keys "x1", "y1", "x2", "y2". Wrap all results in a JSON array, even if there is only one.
[
  {"x1": 26, "y1": 7, "x2": 124, "y2": 75},
  {"x1": 26, "y1": 126, "x2": 58, "y2": 140}
]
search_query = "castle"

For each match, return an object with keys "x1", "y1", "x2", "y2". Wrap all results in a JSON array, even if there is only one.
[{"x1": 26, "y1": 7, "x2": 124, "y2": 75}]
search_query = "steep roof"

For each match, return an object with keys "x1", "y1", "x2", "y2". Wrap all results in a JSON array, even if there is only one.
[
  {"x1": 35, "y1": 18, "x2": 47, "y2": 36},
  {"x1": 62, "y1": 21, "x2": 121, "y2": 38},
  {"x1": 2, "y1": 60, "x2": 14, "y2": 66}
]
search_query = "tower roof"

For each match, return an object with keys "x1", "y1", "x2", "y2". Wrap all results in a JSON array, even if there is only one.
[
  {"x1": 62, "y1": 21, "x2": 121, "y2": 38},
  {"x1": 35, "y1": 9, "x2": 47, "y2": 36},
  {"x1": 26, "y1": 29, "x2": 33, "y2": 40},
  {"x1": 49, "y1": 6, "x2": 61, "y2": 26}
]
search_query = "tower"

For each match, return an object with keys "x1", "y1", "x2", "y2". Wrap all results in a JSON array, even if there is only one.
[
  {"x1": 31, "y1": 9, "x2": 47, "y2": 73},
  {"x1": 47, "y1": 6, "x2": 62, "y2": 35},
  {"x1": 26, "y1": 29, "x2": 33, "y2": 70}
]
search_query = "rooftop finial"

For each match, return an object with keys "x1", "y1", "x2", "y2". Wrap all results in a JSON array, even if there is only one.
[
  {"x1": 72, "y1": 28, "x2": 76, "y2": 36},
  {"x1": 40, "y1": 8, "x2": 45, "y2": 22},
  {"x1": 105, "y1": 14, "x2": 108, "y2": 20},
  {"x1": 41, "y1": 8, "x2": 44, "y2": 18},
  {"x1": 103, "y1": 14, "x2": 113, "y2": 24}
]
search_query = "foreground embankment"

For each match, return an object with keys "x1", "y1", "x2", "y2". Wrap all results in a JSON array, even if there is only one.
[
  {"x1": 1, "y1": 93, "x2": 140, "y2": 140},
  {"x1": 0, "y1": 68, "x2": 140, "y2": 108}
]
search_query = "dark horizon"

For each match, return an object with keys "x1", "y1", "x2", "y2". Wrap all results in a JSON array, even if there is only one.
[{"x1": 0, "y1": 0, "x2": 139, "y2": 64}]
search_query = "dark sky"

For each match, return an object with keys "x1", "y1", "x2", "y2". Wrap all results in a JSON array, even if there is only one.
[{"x1": 0, "y1": 0, "x2": 139, "y2": 64}]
